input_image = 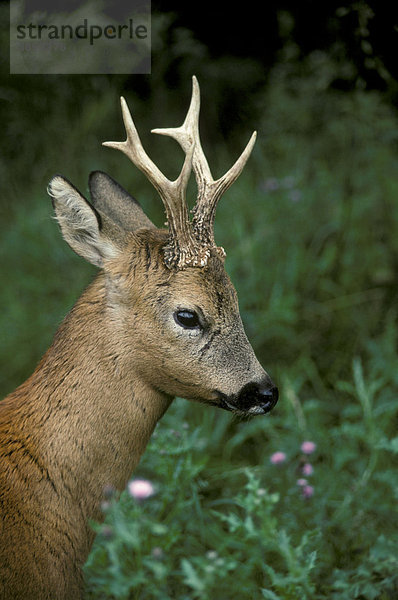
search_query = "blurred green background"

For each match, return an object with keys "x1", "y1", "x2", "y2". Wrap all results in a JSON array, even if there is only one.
[{"x1": 1, "y1": 2, "x2": 398, "y2": 598}]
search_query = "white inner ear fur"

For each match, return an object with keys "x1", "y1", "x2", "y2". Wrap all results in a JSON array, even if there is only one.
[
  {"x1": 48, "y1": 176, "x2": 120, "y2": 267},
  {"x1": 49, "y1": 176, "x2": 99, "y2": 239}
]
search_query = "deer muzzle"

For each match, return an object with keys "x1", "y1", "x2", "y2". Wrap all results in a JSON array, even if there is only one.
[{"x1": 216, "y1": 379, "x2": 279, "y2": 416}]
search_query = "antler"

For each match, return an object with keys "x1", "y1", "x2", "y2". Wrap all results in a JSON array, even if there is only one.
[
  {"x1": 103, "y1": 97, "x2": 207, "y2": 269},
  {"x1": 152, "y1": 76, "x2": 257, "y2": 251},
  {"x1": 103, "y1": 77, "x2": 256, "y2": 270}
]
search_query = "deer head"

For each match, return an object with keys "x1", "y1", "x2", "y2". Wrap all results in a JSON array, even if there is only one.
[{"x1": 48, "y1": 76, "x2": 278, "y2": 416}]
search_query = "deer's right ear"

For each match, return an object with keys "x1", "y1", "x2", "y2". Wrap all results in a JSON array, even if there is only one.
[{"x1": 48, "y1": 175, "x2": 127, "y2": 268}]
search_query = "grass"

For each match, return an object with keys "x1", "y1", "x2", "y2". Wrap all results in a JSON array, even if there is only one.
[{"x1": 1, "y1": 47, "x2": 398, "y2": 598}]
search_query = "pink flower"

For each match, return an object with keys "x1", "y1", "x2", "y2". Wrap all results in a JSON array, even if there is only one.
[
  {"x1": 101, "y1": 525, "x2": 114, "y2": 539},
  {"x1": 302, "y1": 463, "x2": 314, "y2": 476},
  {"x1": 296, "y1": 478, "x2": 308, "y2": 487},
  {"x1": 128, "y1": 478, "x2": 155, "y2": 500},
  {"x1": 151, "y1": 547, "x2": 163, "y2": 559},
  {"x1": 270, "y1": 451, "x2": 287, "y2": 465},
  {"x1": 301, "y1": 441, "x2": 316, "y2": 455},
  {"x1": 262, "y1": 177, "x2": 279, "y2": 192},
  {"x1": 302, "y1": 485, "x2": 314, "y2": 499}
]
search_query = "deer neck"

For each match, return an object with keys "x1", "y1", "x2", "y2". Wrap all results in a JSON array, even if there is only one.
[{"x1": 18, "y1": 273, "x2": 172, "y2": 516}]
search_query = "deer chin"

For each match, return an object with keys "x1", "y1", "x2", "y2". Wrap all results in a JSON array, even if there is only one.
[{"x1": 214, "y1": 381, "x2": 279, "y2": 416}]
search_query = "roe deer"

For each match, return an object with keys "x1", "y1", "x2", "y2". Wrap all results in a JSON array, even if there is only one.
[{"x1": 0, "y1": 76, "x2": 278, "y2": 599}]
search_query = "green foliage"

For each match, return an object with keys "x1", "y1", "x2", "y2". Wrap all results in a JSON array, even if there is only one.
[
  {"x1": 2, "y1": 20, "x2": 398, "y2": 600},
  {"x1": 84, "y1": 346, "x2": 398, "y2": 599},
  {"x1": 84, "y1": 424, "x2": 319, "y2": 599}
]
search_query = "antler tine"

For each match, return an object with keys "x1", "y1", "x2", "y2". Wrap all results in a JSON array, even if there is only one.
[
  {"x1": 103, "y1": 97, "x2": 202, "y2": 269},
  {"x1": 152, "y1": 75, "x2": 212, "y2": 197},
  {"x1": 152, "y1": 76, "x2": 257, "y2": 247}
]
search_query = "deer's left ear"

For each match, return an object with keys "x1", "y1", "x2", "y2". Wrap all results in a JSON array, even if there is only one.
[
  {"x1": 48, "y1": 175, "x2": 128, "y2": 268},
  {"x1": 89, "y1": 171, "x2": 155, "y2": 231}
]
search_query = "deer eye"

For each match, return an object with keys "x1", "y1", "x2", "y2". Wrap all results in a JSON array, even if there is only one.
[{"x1": 174, "y1": 309, "x2": 201, "y2": 330}]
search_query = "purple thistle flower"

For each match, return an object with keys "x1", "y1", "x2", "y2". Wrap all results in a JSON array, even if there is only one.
[
  {"x1": 302, "y1": 485, "x2": 314, "y2": 499},
  {"x1": 128, "y1": 478, "x2": 155, "y2": 500},
  {"x1": 296, "y1": 478, "x2": 308, "y2": 487},
  {"x1": 261, "y1": 177, "x2": 280, "y2": 192},
  {"x1": 270, "y1": 451, "x2": 287, "y2": 465},
  {"x1": 302, "y1": 463, "x2": 314, "y2": 476},
  {"x1": 151, "y1": 547, "x2": 164, "y2": 559},
  {"x1": 301, "y1": 441, "x2": 316, "y2": 455},
  {"x1": 101, "y1": 525, "x2": 114, "y2": 540}
]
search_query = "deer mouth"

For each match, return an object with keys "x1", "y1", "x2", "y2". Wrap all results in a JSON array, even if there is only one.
[{"x1": 215, "y1": 381, "x2": 279, "y2": 416}]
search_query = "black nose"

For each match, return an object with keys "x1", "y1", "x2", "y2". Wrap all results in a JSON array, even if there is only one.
[
  {"x1": 236, "y1": 381, "x2": 279, "y2": 414},
  {"x1": 256, "y1": 385, "x2": 279, "y2": 412}
]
